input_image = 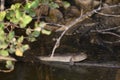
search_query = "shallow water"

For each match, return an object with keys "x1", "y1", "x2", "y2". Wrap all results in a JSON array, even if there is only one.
[
  {"x1": 0, "y1": 34, "x2": 120, "y2": 80},
  {"x1": 0, "y1": 62, "x2": 120, "y2": 80}
]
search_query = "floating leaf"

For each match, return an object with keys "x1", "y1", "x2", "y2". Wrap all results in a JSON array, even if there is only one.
[
  {"x1": 0, "y1": 50, "x2": 9, "y2": 56},
  {"x1": 0, "y1": 11, "x2": 6, "y2": 21},
  {"x1": 15, "y1": 48, "x2": 23, "y2": 56}
]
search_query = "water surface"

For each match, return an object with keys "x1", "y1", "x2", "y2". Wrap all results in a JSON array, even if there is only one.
[{"x1": 0, "y1": 62, "x2": 120, "y2": 80}]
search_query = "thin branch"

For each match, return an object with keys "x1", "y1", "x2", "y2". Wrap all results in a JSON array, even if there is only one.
[
  {"x1": 0, "y1": 56, "x2": 17, "y2": 61},
  {"x1": 46, "y1": 23, "x2": 65, "y2": 28},
  {"x1": 103, "y1": 40, "x2": 120, "y2": 44},
  {"x1": 51, "y1": 4, "x2": 120, "y2": 57},
  {"x1": 91, "y1": 26, "x2": 120, "y2": 32},
  {"x1": 51, "y1": 27, "x2": 69, "y2": 57},
  {"x1": 0, "y1": 0, "x2": 4, "y2": 11},
  {"x1": 0, "y1": 56, "x2": 16, "y2": 73},
  {"x1": 101, "y1": 3, "x2": 120, "y2": 9},
  {"x1": 51, "y1": 7, "x2": 102, "y2": 57},
  {"x1": 0, "y1": 67, "x2": 14, "y2": 73},
  {"x1": 94, "y1": 11, "x2": 120, "y2": 17},
  {"x1": 97, "y1": 31, "x2": 120, "y2": 38}
]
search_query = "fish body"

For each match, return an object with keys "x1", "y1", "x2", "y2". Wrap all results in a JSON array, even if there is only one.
[{"x1": 38, "y1": 53, "x2": 87, "y2": 62}]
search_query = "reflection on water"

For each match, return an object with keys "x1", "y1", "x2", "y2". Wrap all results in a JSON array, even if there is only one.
[
  {"x1": 0, "y1": 62, "x2": 119, "y2": 80},
  {"x1": 0, "y1": 34, "x2": 120, "y2": 80}
]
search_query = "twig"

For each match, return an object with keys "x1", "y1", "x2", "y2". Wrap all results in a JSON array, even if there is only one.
[
  {"x1": 99, "y1": 3, "x2": 120, "y2": 10},
  {"x1": 97, "y1": 31, "x2": 120, "y2": 38},
  {"x1": 91, "y1": 26, "x2": 120, "y2": 32},
  {"x1": 0, "y1": 56, "x2": 17, "y2": 61},
  {"x1": 0, "y1": 56, "x2": 16, "y2": 73},
  {"x1": 46, "y1": 23, "x2": 65, "y2": 28},
  {"x1": 51, "y1": 4, "x2": 120, "y2": 57},
  {"x1": 0, "y1": 66, "x2": 14, "y2": 73},
  {"x1": 94, "y1": 11, "x2": 120, "y2": 17},
  {"x1": 0, "y1": 0, "x2": 4, "y2": 11},
  {"x1": 103, "y1": 40, "x2": 120, "y2": 44},
  {"x1": 51, "y1": 26, "x2": 68, "y2": 57},
  {"x1": 51, "y1": 6, "x2": 102, "y2": 57}
]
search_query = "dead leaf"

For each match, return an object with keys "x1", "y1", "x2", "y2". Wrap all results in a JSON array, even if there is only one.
[{"x1": 15, "y1": 49, "x2": 23, "y2": 57}]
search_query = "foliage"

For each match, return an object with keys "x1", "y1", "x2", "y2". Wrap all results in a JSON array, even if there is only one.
[{"x1": 0, "y1": 0, "x2": 70, "y2": 70}]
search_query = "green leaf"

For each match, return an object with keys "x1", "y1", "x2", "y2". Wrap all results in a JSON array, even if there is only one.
[
  {"x1": 0, "y1": 42, "x2": 8, "y2": 49},
  {"x1": 30, "y1": 0, "x2": 40, "y2": 8},
  {"x1": 0, "y1": 22, "x2": 4, "y2": 28},
  {"x1": 21, "y1": 44, "x2": 29, "y2": 52},
  {"x1": 0, "y1": 50, "x2": 9, "y2": 56},
  {"x1": 17, "y1": 36, "x2": 24, "y2": 43},
  {"x1": 11, "y1": 18, "x2": 19, "y2": 24},
  {"x1": 41, "y1": 29, "x2": 51, "y2": 35},
  {"x1": 28, "y1": 9, "x2": 36, "y2": 17},
  {"x1": 6, "y1": 10, "x2": 15, "y2": 20},
  {"x1": 0, "y1": 28, "x2": 6, "y2": 41},
  {"x1": 8, "y1": 31, "x2": 15, "y2": 41},
  {"x1": 39, "y1": 21, "x2": 46, "y2": 28},
  {"x1": 49, "y1": 2, "x2": 59, "y2": 9},
  {"x1": 26, "y1": 28, "x2": 32, "y2": 35},
  {"x1": 28, "y1": 36, "x2": 36, "y2": 42},
  {"x1": 24, "y1": 2, "x2": 31, "y2": 9},
  {"x1": 31, "y1": 31, "x2": 40, "y2": 37},
  {"x1": 20, "y1": 14, "x2": 32, "y2": 28},
  {"x1": 10, "y1": 3, "x2": 21, "y2": 10},
  {"x1": 0, "y1": 11, "x2": 6, "y2": 21},
  {"x1": 24, "y1": 3, "x2": 36, "y2": 17},
  {"x1": 63, "y1": 1, "x2": 70, "y2": 9},
  {"x1": 6, "y1": 10, "x2": 19, "y2": 24},
  {"x1": 6, "y1": 61, "x2": 14, "y2": 69},
  {"x1": 15, "y1": 10, "x2": 22, "y2": 19},
  {"x1": 8, "y1": 45, "x2": 16, "y2": 54}
]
